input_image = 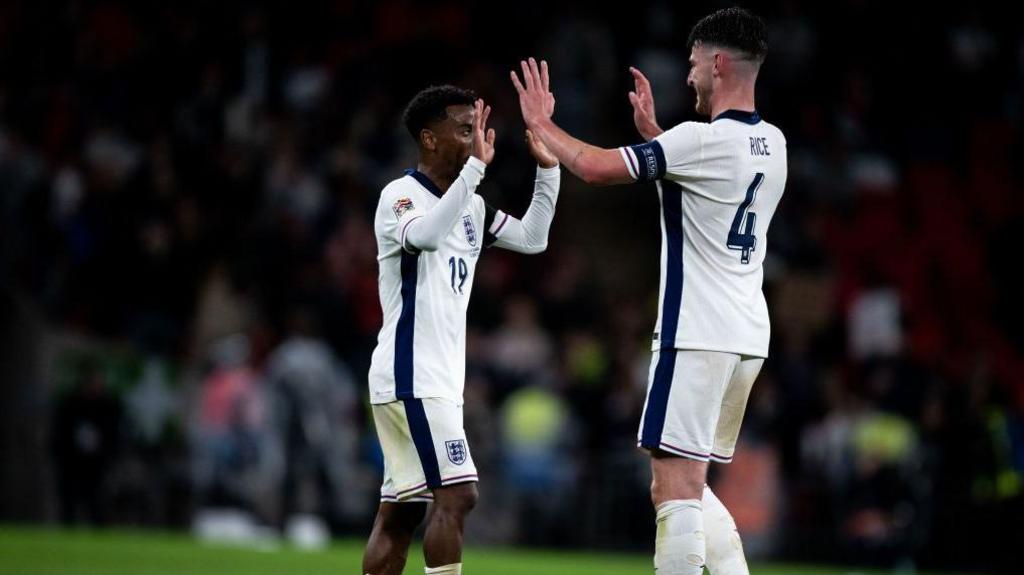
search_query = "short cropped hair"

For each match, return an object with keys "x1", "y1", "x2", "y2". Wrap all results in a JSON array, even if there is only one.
[
  {"x1": 688, "y1": 7, "x2": 768, "y2": 63},
  {"x1": 401, "y1": 85, "x2": 477, "y2": 140}
]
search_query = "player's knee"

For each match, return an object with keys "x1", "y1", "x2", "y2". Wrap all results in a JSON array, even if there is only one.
[
  {"x1": 435, "y1": 483, "x2": 478, "y2": 517},
  {"x1": 651, "y1": 473, "x2": 704, "y2": 506},
  {"x1": 652, "y1": 481, "x2": 696, "y2": 508},
  {"x1": 682, "y1": 474, "x2": 705, "y2": 498},
  {"x1": 379, "y1": 502, "x2": 427, "y2": 534},
  {"x1": 452, "y1": 485, "x2": 479, "y2": 515}
]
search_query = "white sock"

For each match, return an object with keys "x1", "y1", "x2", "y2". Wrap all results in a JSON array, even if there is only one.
[
  {"x1": 702, "y1": 486, "x2": 749, "y2": 575},
  {"x1": 654, "y1": 499, "x2": 705, "y2": 575},
  {"x1": 425, "y1": 563, "x2": 462, "y2": 574}
]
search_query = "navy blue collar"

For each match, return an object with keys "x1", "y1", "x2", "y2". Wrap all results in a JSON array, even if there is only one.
[
  {"x1": 405, "y1": 169, "x2": 444, "y2": 199},
  {"x1": 712, "y1": 109, "x2": 762, "y2": 125}
]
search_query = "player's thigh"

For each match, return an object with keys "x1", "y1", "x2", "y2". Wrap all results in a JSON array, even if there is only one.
[
  {"x1": 419, "y1": 397, "x2": 478, "y2": 486},
  {"x1": 640, "y1": 350, "x2": 740, "y2": 459},
  {"x1": 372, "y1": 401, "x2": 435, "y2": 502},
  {"x1": 711, "y1": 355, "x2": 764, "y2": 462},
  {"x1": 374, "y1": 398, "x2": 479, "y2": 499}
]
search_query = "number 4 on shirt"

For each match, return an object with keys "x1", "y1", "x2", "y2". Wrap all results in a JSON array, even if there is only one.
[{"x1": 727, "y1": 173, "x2": 764, "y2": 264}]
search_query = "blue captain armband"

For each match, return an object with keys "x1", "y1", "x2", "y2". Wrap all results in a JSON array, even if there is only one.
[{"x1": 619, "y1": 140, "x2": 667, "y2": 182}]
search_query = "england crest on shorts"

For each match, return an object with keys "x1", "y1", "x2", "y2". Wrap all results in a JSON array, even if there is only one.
[
  {"x1": 445, "y1": 439, "x2": 467, "y2": 465},
  {"x1": 462, "y1": 215, "x2": 477, "y2": 247}
]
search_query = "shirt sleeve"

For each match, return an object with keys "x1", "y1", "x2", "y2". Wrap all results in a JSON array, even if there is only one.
[
  {"x1": 654, "y1": 122, "x2": 704, "y2": 179},
  {"x1": 379, "y1": 184, "x2": 426, "y2": 253},
  {"x1": 378, "y1": 182, "x2": 423, "y2": 252},
  {"x1": 402, "y1": 157, "x2": 487, "y2": 253},
  {"x1": 483, "y1": 202, "x2": 514, "y2": 248},
  {"x1": 482, "y1": 201, "x2": 502, "y2": 247},
  {"x1": 617, "y1": 122, "x2": 704, "y2": 182},
  {"x1": 486, "y1": 164, "x2": 560, "y2": 254}
]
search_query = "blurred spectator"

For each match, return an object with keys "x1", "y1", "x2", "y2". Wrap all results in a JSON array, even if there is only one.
[
  {"x1": 489, "y1": 295, "x2": 556, "y2": 397},
  {"x1": 51, "y1": 359, "x2": 123, "y2": 525},
  {"x1": 265, "y1": 308, "x2": 363, "y2": 528},
  {"x1": 190, "y1": 334, "x2": 282, "y2": 523},
  {"x1": 500, "y1": 384, "x2": 576, "y2": 545}
]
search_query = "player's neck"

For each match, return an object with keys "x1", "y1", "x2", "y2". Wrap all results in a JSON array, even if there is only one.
[
  {"x1": 709, "y1": 82, "x2": 757, "y2": 120},
  {"x1": 416, "y1": 163, "x2": 455, "y2": 194}
]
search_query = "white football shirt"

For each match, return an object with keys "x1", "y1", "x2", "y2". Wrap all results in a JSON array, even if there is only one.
[
  {"x1": 619, "y1": 110, "x2": 787, "y2": 358},
  {"x1": 368, "y1": 169, "x2": 511, "y2": 405}
]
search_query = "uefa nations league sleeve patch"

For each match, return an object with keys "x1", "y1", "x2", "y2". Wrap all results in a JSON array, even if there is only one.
[{"x1": 392, "y1": 197, "x2": 415, "y2": 218}]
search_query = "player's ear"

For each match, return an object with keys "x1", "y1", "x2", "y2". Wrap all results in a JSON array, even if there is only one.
[
  {"x1": 420, "y1": 129, "x2": 436, "y2": 152},
  {"x1": 713, "y1": 52, "x2": 724, "y2": 77}
]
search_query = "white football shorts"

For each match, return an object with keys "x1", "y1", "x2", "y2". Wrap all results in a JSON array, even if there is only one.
[
  {"x1": 638, "y1": 349, "x2": 764, "y2": 463},
  {"x1": 372, "y1": 397, "x2": 478, "y2": 502}
]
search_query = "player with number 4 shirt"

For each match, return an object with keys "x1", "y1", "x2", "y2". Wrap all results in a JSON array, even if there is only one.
[{"x1": 511, "y1": 7, "x2": 785, "y2": 575}]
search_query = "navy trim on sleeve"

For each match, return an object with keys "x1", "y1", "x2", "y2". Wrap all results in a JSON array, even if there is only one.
[
  {"x1": 482, "y1": 202, "x2": 498, "y2": 246},
  {"x1": 628, "y1": 140, "x2": 667, "y2": 182}
]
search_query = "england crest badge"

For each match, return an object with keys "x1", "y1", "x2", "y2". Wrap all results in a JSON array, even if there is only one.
[
  {"x1": 462, "y1": 215, "x2": 477, "y2": 247},
  {"x1": 445, "y1": 439, "x2": 467, "y2": 465}
]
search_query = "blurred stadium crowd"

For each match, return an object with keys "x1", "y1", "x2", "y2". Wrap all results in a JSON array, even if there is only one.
[{"x1": 1, "y1": 1, "x2": 1021, "y2": 572}]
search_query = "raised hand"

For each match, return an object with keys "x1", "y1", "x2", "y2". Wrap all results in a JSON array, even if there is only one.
[
  {"x1": 511, "y1": 57, "x2": 555, "y2": 129},
  {"x1": 526, "y1": 129, "x2": 558, "y2": 168},
  {"x1": 538, "y1": 59, "x2": 555, "y2": 118},
  {"x1": 471, "y1": 98, "x2": 496, "y2": 165},
  {"x1": 628, "y1": 67, "x2": 663, "y2": 141}
]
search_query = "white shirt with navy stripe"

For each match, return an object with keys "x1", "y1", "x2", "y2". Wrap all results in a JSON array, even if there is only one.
[
  {"x1": 619, "y1": 110, "x2": 787, "y2": 358},
  {"x1": 368, "y1": 170, "x2": 510, "y2": 405}
]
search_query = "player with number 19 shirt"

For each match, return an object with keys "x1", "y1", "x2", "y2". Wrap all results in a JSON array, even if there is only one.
[
  {"x1": 363, "y1": 85, "x2": 560, "y2": 575},
  {"x1": 369, "y1": 90, "x2": 559, "y2": 499}
]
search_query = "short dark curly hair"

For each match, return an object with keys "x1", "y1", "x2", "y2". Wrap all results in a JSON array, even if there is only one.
[
  {"x1": 401, "y1": 85, "x2": 477, "y2": 140},
  {"x1": 687, "y1": 7, "x2": 768, "y2": 63}
]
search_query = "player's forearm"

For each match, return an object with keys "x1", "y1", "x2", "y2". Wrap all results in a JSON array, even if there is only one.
[
  {"x1": 404, "y1": 157, "x2": 486, "y2": 252},
  {"x1": 529, "y1": 118, "x2": 592, "y2": 176},
  {"x1": 521, "y1": 165, "x2": 560, "y2": 250},
  {"x1": 497, "y1": 165, "x2": 560, "y2": 254},
  {"x1": 530, "y1": 118, "x2": 631, "y2": 186}
]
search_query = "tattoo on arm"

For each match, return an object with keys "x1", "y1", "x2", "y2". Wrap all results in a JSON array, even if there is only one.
[{"x1": 571, "y1": 146, "x2": 586, "y2": 172}]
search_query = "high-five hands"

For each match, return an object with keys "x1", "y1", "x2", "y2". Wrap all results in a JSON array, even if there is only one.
[
  {"x1": 471, "y1": 98, "x2": 496, "y2": 165},
  {"x1": 510, "y1": 58, "x2": 558, "y2": 168},
  {"x1": 526, "y1": 129, "x2": 558, "y2": 169},
  {"x1": 627, "y1": 67, "x2": 663, "y2": 141},
  {"x1": 510, "y1": 57, "x2": 555, "y2": 130}
]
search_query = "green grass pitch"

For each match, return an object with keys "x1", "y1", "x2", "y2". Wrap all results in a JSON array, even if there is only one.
[{"x1": 0, "y1": 526, "x2": 970, "y2": 575}]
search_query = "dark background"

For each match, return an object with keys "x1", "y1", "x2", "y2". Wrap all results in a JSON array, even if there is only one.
[{"x1": 1, "y1": 1, "x2": 1021, "y2": 572}]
